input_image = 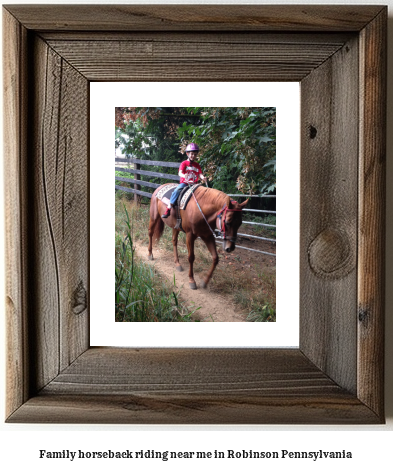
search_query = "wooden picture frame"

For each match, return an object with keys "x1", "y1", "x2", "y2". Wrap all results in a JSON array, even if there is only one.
[{"x1": 3, "y1": 5, "x2": 386, "y2": 424}]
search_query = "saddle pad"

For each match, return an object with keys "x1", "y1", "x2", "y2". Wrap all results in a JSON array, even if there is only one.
[
  {"x1": 179, "y1": 184, "x2": 201, "y2": 209},
  {"x1": 156, "y1": 183, "x2": 178, "y2": 203},
  {"x1": 156, "y1": 183, "x2": 201, "y2": 210}
]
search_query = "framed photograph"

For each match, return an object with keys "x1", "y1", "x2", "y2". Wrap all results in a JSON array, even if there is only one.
[
  {"x1": 92, "y1": 82, "x2": 299, "y2": 346},
  {"x1": 4, "y1": 5, "x2": 386, "y2": 424}
]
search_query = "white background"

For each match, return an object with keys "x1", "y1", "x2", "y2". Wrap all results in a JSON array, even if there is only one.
[
  {"x1": 1, "y1": 1, "x2": 392, "y2": 473},
  {"x1": 91, "y1": 82, "x2": 300, "y2": 347}
]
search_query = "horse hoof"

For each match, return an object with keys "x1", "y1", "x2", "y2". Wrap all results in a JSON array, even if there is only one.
[
  {"x1": 189, "y1": 282, "x2": 197, "y2": 290},
  {"x1": 200, "y1": 281, "x2": 207, "y2": 289},
  {"x1": 176, "y1": 265, "x2": 183, "y2": 272},
  {"x1": 148, "y1": 255, "x2": 154, "y2": 261}
]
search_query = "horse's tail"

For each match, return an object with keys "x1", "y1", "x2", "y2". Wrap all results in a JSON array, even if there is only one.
[
  {"x1": 152, "y1": 215, "x2": 165, "y2": 242},
  {"x1": 149, "y1": 193, "x2": 165, "y2": 243}
]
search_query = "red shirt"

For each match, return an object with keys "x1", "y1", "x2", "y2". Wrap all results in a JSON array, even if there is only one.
[{"x1": 179, "y1": 160, "x2": 203, "y2": 184}]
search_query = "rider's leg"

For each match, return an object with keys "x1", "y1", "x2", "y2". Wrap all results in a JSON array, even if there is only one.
[
  {"x1": 162, "y1": 183, "x2": 187, "y2": 218},
  {"x1": 169, "y1": 183, "x2": 187, "y2": 207}
]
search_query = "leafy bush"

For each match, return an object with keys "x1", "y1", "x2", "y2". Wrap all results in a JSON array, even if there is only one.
[{"x1": 115, "y1": 107, "x2": 276, "y2": 196}]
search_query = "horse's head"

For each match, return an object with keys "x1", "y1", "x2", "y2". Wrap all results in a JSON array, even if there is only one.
[{"x1": 217, "y1": 199, "x2": 249, "y2": 253}]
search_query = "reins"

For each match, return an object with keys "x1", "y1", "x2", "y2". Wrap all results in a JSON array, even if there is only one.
[
  {"x1": 188, "y1": 184, "x2": 216, "y2": 237},
  {"x1": 216, "y1": 202, "x2": 243, "y2": 241},
  {"x1": 188, "y1": 183, "x2": 243, "y2": 241}
]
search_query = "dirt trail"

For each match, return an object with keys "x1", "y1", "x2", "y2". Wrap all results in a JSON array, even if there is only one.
[{"x1": 133, "y1": 241, "x2": 247, "y2": 322}]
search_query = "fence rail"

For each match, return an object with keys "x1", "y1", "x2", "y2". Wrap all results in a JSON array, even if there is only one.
[
  {"x1": 115, "y1": 156, "x2": 276, "y2": 257},
  {"x1": 115, "y1": 175, "x2": 161, "y2": 190},
  {"x1": 228, "y1": 194, "x2": 276, "y2": 198},
  {"x1": 115, "y1": 166, "x2": 180, "y2": 181},
  {"x1": 243, "y1": 221, "x2": 275, "y2": 228},
  {"x1": 116, "y1": 157, "x2": 179, "y2": 168},
  {"x1": 115, "y1": 185, "x2": 153, "y2": 199}
]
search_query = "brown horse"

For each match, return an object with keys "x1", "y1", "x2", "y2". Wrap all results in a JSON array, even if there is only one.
[{"x1": 147, "y1": 184, "x2": 248, "y2": 289}]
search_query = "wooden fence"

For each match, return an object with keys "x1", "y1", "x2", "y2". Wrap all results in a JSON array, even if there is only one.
[{"x1": 115, "y1": 157, "x2": 276, "y2": 257}]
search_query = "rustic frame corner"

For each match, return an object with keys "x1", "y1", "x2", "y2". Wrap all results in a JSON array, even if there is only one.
[{"x1": 3, "y1": 5, "x2": 386, "y2": 424}]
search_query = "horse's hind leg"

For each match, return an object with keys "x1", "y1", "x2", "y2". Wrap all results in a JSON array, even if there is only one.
[
  {"x1": 148, "y1": 200, "x2": 161, "y2": 260},
  {"x1": 200, "y1": 235, "x2": 219, "y2": 288},
  {"x1": 186, "y1": 232, "x2": 197, "y2": 289},
  {"x1": 147, "y1": 217, "x2": 156, "y2": 260},
  {"x1": 172, "y1": 228, "x2": 183, "y2": 271}
]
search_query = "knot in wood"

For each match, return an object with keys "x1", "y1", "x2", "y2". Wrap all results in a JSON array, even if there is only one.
[
  {"x1": 308, "y1": 228, "x2": 355, "y2": 279},
  {"x1": 358, "y1": 307, "x2": 370, "y2": 325},
  {"x1": 309, "y1": 125, "x2": 317, "y2": 139},
  {"x1": 72, "y1": 281, "x2": 87, "y2": 315}
]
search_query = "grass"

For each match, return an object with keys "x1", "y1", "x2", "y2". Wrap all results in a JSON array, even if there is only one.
[
  {"x1": 115, "y1": 201, "x2": 200, "y2": 322},
  {"x1": 241, "y1": 274, "x2": 276, "y2": 322},
  {"x1": 116, "y1": 193, "x2": 276, "y2": 322},
  {"x1": 207, "y1": 260, "x2": 276, "y2": 322}
]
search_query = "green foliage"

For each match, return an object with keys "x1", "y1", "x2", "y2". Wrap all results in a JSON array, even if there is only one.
[
  {"x1": 246, "y1": 304, "x2": 276, "y2": 322},
  {"x1": 116, "y1": 107, "x2": 199, "y2": 161},
  {"x1": 234, "y1": 279, "x2": 276, "y2": 323},
  {"x1": 115, "y1": 107, "x2": 276, "y2": 195},
  {"x1": 115, "y1": 203, "x2": 199, "y2": 322},
  {"x1": 178, "y1": 107, "x2": 276, "y2": 194}
]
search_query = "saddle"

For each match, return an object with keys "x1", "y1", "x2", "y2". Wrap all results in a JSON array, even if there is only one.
[
  {"x1": 157, "y1": 183, "x2": 201, "y2": 209},
  {"x1": 157, "y1": 183, "x2": 201, "y2": 231}
]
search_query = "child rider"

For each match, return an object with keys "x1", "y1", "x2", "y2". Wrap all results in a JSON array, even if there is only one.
[{"x1": 161, "y1": 143, "x2": 208, "y2": 218}]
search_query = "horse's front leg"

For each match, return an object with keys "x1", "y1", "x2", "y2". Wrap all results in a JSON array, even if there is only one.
[
  {"x1": 186, "y1": 232, "x2": 197, "y2": 289},
  {"x1": 200, "y1": 235, "x2": 219, "y2": 288},
  {"x1": 172, "y1": 228, "x2": 183, "y2": 271}
]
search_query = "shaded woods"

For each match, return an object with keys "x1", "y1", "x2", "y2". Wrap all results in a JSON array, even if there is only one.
[{"x1": 115, "y1": 107, "x2": 276, "y2": 196}]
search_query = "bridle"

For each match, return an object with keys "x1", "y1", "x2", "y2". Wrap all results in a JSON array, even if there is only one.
[
  {"x1": 187, "y1": 184, "x2": 243, "y2": 242},
  {"x1": 216, "y1": 201, "x2": 243, "y2": 242}
]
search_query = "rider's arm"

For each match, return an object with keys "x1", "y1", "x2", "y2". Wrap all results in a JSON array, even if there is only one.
[
  {"x1": 178, "y1": 161, "x2": 188, "y2": 180},
  {"x1": 179, "y1": 161, "x2": 187, "y2": 180}
]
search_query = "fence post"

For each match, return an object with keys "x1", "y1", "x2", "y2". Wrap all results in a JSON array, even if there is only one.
[{"x1": 134, "y1": 162, "x2": 141, "y2": 204}]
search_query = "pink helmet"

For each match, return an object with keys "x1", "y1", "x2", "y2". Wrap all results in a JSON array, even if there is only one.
[{"x1": 186, "y1": 143, "x2": 199, "y2": 152}]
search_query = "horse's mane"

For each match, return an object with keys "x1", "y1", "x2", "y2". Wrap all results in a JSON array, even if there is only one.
[{"x1": 196, "y1": 186, "x2": 229, "y2": 208}]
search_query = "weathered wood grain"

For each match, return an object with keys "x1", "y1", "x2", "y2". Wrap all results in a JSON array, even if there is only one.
[
  {"x1": 28, "y1": 37, "x2": 60, "y2": 390},
  {"x1": 9, "y1": 392, "x2": 379, "y2": 425},
  {"x1": 3, "y1": 5, "x2": 386, "y2": 424},
  {"x1": 46, "y1": 39, "x2": 347, "y2": 81},
  {"x1": 300, "y1": 36, "x2": 360, "y2": 394},
  {"x1": 358, "y1": 9, "x2": 387, "y2": 417},
  {"x1": 28, "y1": 36, "x2": 89, "y2": 391},
  {"x1": 3, "y1": 5, "x2": 384, "y2": 31},
  {"x1": 3, "y1": 8, "x2": 30, "y2": 418},
  {"x1": 7, "y1": 348, "x2": 380, "y2": 424},
  {"x1": 40, "y1": 32, "x2": 354, "y2": 44}
]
